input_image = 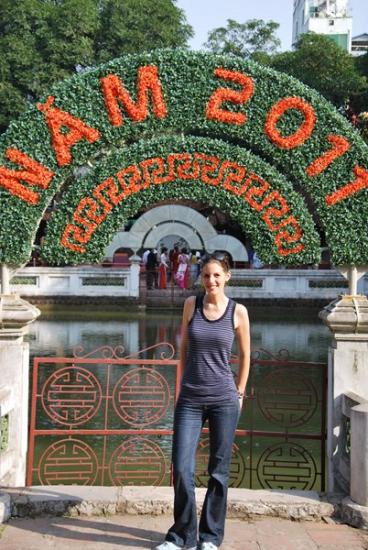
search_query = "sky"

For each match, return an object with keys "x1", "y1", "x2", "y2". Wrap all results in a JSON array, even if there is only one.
[{"x1": 176, "y1": 0, "x2": 367, "y2": 52}]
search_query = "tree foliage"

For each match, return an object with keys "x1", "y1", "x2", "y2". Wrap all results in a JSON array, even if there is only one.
[
  {"x1": 352, "y1": 52, "x2": 368, "y2": 114},
  {"x1": 0, "y1": 0, "x2": 193, "y2": 132},
  {"x1": 96, "y1": 0, "x2": 193, "y2": 62},
  {"x1": 271, "y1": 33, "x2": 366, "y2": 108},
  {"x1": 203, "y1": 18, "x2": 281, "y2": 62}
]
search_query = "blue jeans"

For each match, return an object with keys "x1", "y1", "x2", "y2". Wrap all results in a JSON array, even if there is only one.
[{"x1": 166, "y1": 398, "x2": 240, "y2": 548}]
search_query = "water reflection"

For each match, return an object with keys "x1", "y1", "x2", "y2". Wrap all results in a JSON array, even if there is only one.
[{"x1": 27, "y1": 306, "x2": 331, "y2": 362}]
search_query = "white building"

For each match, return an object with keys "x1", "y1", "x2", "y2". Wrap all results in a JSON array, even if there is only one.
[
  {"x1": 351, "y1": 33, "x2": 368, "y2": 56},
  {"x1": 292, "y1": 0, "x2": 353, "y2": 52}
]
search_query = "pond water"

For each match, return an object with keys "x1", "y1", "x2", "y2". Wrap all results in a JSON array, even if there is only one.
[
  {"x1": 27, "y1": 305, "x2": 330, "y2": 361},
  {"x1": 26, "y1": 305, "x2": 331, "y2": 490}
]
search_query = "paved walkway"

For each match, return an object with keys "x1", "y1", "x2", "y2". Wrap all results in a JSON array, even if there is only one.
[{"x1": 1, "y1": 515, "x2": 368, "y2": 550}]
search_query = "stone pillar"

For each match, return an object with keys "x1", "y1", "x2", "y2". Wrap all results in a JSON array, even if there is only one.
[
  {"x1": 319, "y1": 294, "x2": 368, "y2": 493},
  {"x1": 350, "y1": 403, "x2": 368, "y2": 505},
  {"x1": 0, "y1": 294, "x2": 40, "y2": 486},
  {"x1": 1, "y1": 264, "x2": 10, "y2": 294}
]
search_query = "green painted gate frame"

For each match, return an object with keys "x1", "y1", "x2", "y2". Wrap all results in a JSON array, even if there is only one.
[{"x1": 0, "y1": 49, "x2": 367, "y2": 267}]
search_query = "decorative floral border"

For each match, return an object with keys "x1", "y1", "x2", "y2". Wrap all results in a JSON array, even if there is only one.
[
  {"x1": 0, "y1": 49, "x2": 367, "y2": 266},
  {"x1": 41, "y1": 136, "x2": 320, "y2": 265}
]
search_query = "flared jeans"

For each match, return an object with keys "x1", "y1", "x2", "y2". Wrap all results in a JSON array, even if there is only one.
[{"x1": 166, "y1": 398, "x2": 240, "y2": 548}]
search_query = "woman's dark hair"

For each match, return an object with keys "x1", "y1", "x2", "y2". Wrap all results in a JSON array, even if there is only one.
[{"x1": 201, "y1": 252, "x2": 230, "y2": 272}]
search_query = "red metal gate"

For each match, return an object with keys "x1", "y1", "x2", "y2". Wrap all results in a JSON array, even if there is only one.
[{"x1": 27, "y1": 345, "x2": 326, "y2": 490}]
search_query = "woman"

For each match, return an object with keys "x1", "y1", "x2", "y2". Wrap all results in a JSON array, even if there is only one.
[
  {"x1": 189, "y1": 251, "x2": 199, "y2": 288},
  {"x1": 156, "y1": 253, "x2": 250, "y2": 550},
  {"x1": 170, "y1": 246, "x2": 180, "y2": 283},
  {"x1": 175, "y1": 247, "x2": 190, "y2": 290},
  {"x1": 159, "y1": 247, "x2": 169, "y2": 289}
]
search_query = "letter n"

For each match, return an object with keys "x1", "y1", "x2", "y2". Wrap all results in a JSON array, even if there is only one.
[{"x1": 0, "y1": 148, "x2": 54, "y2": 205}]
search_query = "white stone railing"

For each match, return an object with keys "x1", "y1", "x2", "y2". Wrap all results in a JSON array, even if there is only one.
[
  {"x1": 9, "y1": 264, "x2": 140, "y2": 298},
  {"x1": 227, "y1": 268, "x2": 352, "y2": 300},
  {"x1": 0, "y1": 295, "x2": 40, "y2": 493},
  {"x1": 341, "y1": 392, "x2": 368, "y2": 506},
  {"x1": 8, "y1": 265, "x2": 368, "y2": 300},
  {"x1": 0, "y1": 386, "x2": 13, "y2": 485}
]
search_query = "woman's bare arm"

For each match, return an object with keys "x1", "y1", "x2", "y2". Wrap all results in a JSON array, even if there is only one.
[
  {"x1": 234, "y1": 303, "x2": 251, "y2": 402},
  {"x1": 178, "y1": 296, "x2": 196, "y2": 382}
]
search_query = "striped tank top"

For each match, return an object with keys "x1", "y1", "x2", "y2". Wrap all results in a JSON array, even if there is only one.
[{"x1": 179, "y1": 294, "x2": 238, "y2": 403}]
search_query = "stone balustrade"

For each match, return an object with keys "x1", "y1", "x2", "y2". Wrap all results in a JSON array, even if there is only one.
[
  {"x1": 337, "y1": 392, "x2": 368, "y2": 499},
  {"x1": 9, "y1": 265, "x2": 138, "y2": 298},
  {"x1": 0, "y1": 295, "x2": 40, "y2": 487},
  {"x1": 9, "y1": 265, "x2": 368, "y2": 301}
]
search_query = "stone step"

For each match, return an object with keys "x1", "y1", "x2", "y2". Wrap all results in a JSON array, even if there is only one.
[{"x1": 2, "y1": 486, "x2": 335, "y2": 522}]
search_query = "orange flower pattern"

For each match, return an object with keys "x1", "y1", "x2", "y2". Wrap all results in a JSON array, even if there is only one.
[
  {"x1": 37, "y1": 96, "x2": 100, "y2": 167},
  {"x1": 206, "y1": 68, "x2": 254, "y2": 125},
  {"x1": 325, "y1": 166, "x2": 368, "y2": 206},
  {"x1": 61, "y1": 152, "x2": 304, "y2": 256},
  {"x1": 0, "y1": 148, "x2": 54, "y2": 205},
  {"x1": 265, "y1": 96, "x2": 316, "y2": 149},
  {"x1": 306, "y1": 134, "x2": 350, "y2": 177},
  {"x1": 100, "y1": 66, "x2": 167, "y2": 127}
]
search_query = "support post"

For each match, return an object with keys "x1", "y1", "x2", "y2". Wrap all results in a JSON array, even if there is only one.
[
  {"x1": 348, "y1": 265, "x2": 358, "y2": 296},
  {"x1": 351, "y1": 403, "x2": 368, "y2": 506},
  {"x1": 0, "y1": 294, "x2": 40, "y2": 487},
  {"x1": 1, "y1": 264, "x2": 10, "y2": 295},
  {"x1": 319, "y1": 294, "x2": 368, "y2": 494},
  {"x1": 129, "y1": 252, "x2": 142, "y2": 298}
]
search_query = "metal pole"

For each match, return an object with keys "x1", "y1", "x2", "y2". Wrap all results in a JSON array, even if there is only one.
[{"x1": 1, "y1": 264, "x2": 10, "y2": 294}]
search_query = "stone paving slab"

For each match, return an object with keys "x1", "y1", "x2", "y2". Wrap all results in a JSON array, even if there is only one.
[{"x1": 1, "y1": 515, "x2": 368, "y2": 550}]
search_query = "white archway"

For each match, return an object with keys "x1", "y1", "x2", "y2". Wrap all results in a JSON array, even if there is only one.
[
  {"x1": 105, "y1": 204, "x2": 249, "y2": 262},
  {"x1": 143, "y1": 223, "x2": 203, "y2": 250}
]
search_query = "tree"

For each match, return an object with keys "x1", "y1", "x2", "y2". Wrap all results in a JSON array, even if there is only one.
[
  {"x1": 96, "y1": 0, "x2": 193, "y2": 62},
  {"x1": 355, "y1": 51, "x2": 368, "y2": 79},
  {"x1": 271, "y1": 33, "x2": 366, "y2": 107},
  {"x1": 203, "y1": 18, "x2": 281, "y2": 62},
  {"x1": 0, "y1": 0, "x2": 193, "y2": 133},
  {"x1": 352, "y1": 51, "x2": 368, "y2": 114}
]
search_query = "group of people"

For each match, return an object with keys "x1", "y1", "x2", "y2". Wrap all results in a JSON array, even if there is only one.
[{"x1": 143, "y1": 246, "x2": 202, "y2": 290}]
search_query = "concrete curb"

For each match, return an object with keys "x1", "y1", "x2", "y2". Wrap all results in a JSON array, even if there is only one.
[
  {"x1": 340, "y1": 497, "x2": 368, "y2": 529},
  {"x1": 1, "y1": 486, "x2": 335, "y2": 522},
  {"x1": 0, "y1": 493, "x2": 11, "y2": 523}
]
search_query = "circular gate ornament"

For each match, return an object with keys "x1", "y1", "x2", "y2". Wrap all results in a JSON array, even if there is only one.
[
  {"x1": 257, "y1": 442, "x2": 317, "y2": 490},
  {"x1": 41, "y1": 366, "x2": 102, "y2": 426},
  {"x1": 108, "y1": 437, "x2": 166, "y2": 486},
  {"x1": 112, "y1": 366, "x2": 171, "y2": 427},
  {"x1": 257, "y1": 369, "x2": 318, "y2": 428},
  {"x1": 38, "y1": 438, "x2": 98, "y2": 485}
]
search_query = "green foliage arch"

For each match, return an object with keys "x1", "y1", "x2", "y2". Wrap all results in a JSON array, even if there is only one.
[
  {"x1": 42, "y1": 135, "x2": 320, "y2": 265},
  {"x1": 0, "y1": 49, "x2": 367, "y2": 266}
]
